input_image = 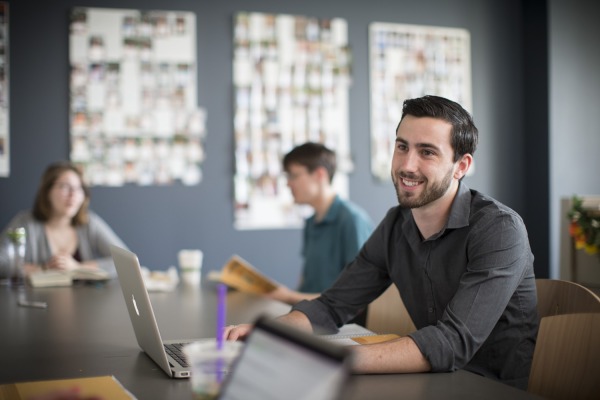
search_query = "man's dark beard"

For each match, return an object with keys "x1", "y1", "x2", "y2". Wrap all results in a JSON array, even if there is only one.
[{"x1": 392, "y1": 168, "x2": 453, "y2": 209}]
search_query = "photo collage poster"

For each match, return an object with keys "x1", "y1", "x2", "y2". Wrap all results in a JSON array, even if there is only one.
[
  {"x1": 233, "y1": 12, "x2": 352, "y2": 230},
  {"x1": 0, "y1": 2, "x2": 8, "y2": 177},
  {"x1": 69, "y1": 7, "x2": 206, "y2": 186},
  {"x1": 369, "y1": 22, "x2": 471, "y2": 181}
]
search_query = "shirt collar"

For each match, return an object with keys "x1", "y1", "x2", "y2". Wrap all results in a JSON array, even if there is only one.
[
  {"x1": 402, "y1": 181, "x2": 472, "y2": 243},
  {"x1": 446, "y1": 180, "x2": 472, "y2": 230},
  {"x1": 416, "y1": 181, "x2": 471, "y2": 242},
  {"x1": 313, "y1": 195, "x2": 342, "y2": 225}
]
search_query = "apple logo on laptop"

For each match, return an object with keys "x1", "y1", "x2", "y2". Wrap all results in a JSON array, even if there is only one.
[{"x1": 132, "y1": 294, "x2": 140, "y2": 316}]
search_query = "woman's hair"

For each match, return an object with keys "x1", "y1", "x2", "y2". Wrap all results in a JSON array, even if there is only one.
[{"x1": 32, "y1": 161, "x2": 90, "y2": 225}]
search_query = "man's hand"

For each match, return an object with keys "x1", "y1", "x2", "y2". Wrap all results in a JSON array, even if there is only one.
[
  {"x1": 223, "y1": 323, "x2": 253, "y2": 341},
  {"x1": 224, "y1": 310, "x2": 313, "y2": 342}
]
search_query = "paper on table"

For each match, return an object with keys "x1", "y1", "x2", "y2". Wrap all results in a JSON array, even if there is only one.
[
  {"x1": 319, "y1": 324, "x2": 400, "y2": 346},
  {"x1": 320, "y1": 323, "x2": 375, "y2": 338},
  {"x1": 0, "y1": 375, "x2": 136, "y2": 400},
  {"x1": 140, "y1": 266, "x2": 179, "y2": 292}
]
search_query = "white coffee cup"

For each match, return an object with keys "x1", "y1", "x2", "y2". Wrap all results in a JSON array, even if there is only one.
[{"x1": 178, "y1": 249, "x2": 203, "y2": 287}]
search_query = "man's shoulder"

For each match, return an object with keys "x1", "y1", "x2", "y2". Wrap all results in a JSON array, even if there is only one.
[
  {"x1": 336, "y1": 197, "x2": 372, "y2": 222},
  {"x1": 469, "y1": 190, "x2": 525, "y2": 227}
]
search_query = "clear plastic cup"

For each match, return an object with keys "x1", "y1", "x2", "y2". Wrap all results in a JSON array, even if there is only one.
[{"x1": 183, "y1": 340, "x2": 243, "y2": 400}]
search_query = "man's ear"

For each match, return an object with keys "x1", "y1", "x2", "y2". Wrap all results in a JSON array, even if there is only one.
[
  {"x1": 454, "y1": 154, "x2": 473, "y2": 180},
  {"x1": 314, "y1": 166, "x2": 330, "y2": 183}
]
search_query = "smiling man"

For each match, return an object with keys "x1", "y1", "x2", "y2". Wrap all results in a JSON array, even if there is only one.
[{"x1": 226, "y1": 95, "x2": 539, "y2": 389}]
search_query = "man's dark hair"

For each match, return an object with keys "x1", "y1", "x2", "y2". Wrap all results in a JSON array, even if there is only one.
[
  {"x1": 399, "y1": 95, "x2": 479, "y2": 161},
  {"x1": 283, "y1": 142, "x2": 336, "y2": 183}
]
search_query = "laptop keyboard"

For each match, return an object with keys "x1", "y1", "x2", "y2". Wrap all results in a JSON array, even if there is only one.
[{"x1": 164, "y1": 343, "x2": 189, "y2": 367}]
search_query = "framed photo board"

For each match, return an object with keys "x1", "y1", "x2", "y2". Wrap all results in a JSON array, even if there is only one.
[
  {"x1": 69, "y1": 7, "x2": 206, "y2": 186},
  {"x1": 369, "y1": 22, "x2": 471, "y2": 181},
  {"x1": 233, "y1": 12, "x2": 352, "y2": 229}
]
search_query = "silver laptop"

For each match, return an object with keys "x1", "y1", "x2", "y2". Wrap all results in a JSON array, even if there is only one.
[
  {"x1": 219, "y1": 315, "x2": 352, "y2": 400},
  {"x1": 111, "y1": 245, "x2": 197, "y2": 378}
]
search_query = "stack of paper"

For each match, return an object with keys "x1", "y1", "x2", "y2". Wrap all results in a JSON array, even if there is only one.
[{"x1": 320, "y1": 323, "x2": 400, "y2": 346}]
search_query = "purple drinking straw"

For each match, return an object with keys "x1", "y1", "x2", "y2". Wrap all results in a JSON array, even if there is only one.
[
  {"x1": 216, "y1": 283, "x2": 226, "y2": 383},
  {"x1": 216, "y1": 283, "x2": 226, "y2": 350}
]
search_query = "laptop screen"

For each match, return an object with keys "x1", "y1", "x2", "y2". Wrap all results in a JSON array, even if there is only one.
[{"x1": 218, "y1": 316, "x2": 351, "y2": 400}]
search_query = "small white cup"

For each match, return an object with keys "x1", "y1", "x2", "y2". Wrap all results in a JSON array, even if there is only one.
[{"x1": 178, "y1": 249, "x2": 203, "y2": 287}]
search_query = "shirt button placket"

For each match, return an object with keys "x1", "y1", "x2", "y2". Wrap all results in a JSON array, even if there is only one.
[{"x1": 424, "y1": 242, "x2": 436, "y2": 323}]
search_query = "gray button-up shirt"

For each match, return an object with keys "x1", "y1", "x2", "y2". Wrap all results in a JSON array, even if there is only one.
[{"x1": 293, "y1": 182, "x2": 538, "y2": 389}]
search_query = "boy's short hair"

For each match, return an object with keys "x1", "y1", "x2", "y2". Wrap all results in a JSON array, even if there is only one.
[{"x1": 283, "y1": 142, "x2": 336, "y2": 183}]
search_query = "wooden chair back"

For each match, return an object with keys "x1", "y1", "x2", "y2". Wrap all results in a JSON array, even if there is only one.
[
  {"x1": 528, "y1": 313, "x2": 600, "y2": 399},
  {"x1": 366, "y1": 284, "x2": 416, "y2": 336},
  {"x1": 536, "y1": 278, "x2": 600, "y2": 318}
]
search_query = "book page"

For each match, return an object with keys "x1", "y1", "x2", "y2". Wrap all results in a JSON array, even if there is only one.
[
  {"x1": 71, "y1": 268, "x2": 110, "y2": 281},
  {"x1": 28, "y1": 268, "x2": 110, "y2": 287},
  {"x1": 28, "y1": 271, "x2": 73, "y2": 287}
]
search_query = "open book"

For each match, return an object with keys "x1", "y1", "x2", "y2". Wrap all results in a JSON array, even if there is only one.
[
  {"x1": 28, "y1": 268, "x2": 110, "y2": 287},
  {"x1": 208, "y1": 255, "x2": 278, "y2": 294}
]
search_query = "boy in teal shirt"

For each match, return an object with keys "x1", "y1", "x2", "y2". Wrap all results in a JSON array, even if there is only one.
[{"x1": 268, "y1": 143, "x2": 373, "y2": 305}]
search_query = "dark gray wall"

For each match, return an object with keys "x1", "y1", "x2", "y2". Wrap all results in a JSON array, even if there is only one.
[
  {"x1": 523, "y1": 0, "x2": 550, "y2": 278},
  {"x1": 2, "y1": 0, "x2": 548, "y2": 285}
]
